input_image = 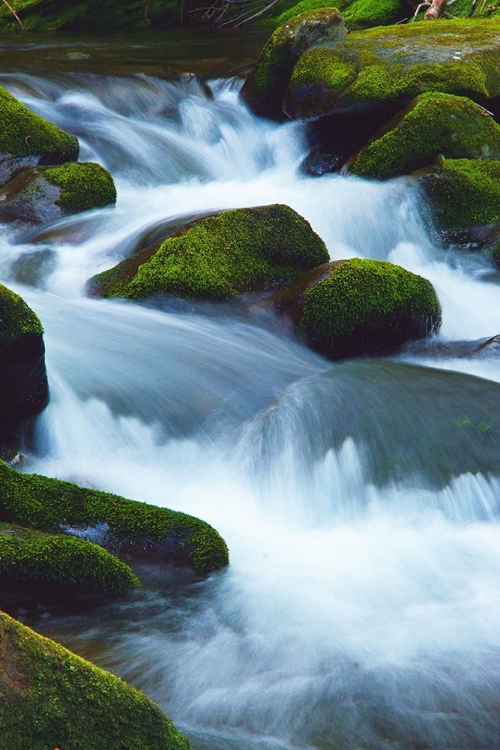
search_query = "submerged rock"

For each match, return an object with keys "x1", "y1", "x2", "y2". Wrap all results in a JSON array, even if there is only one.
[
  {"x1": 0, "y1": 162, "x2": 117, "y2": 224},
  {"x1": 0, "y1": 461, "x2": 229, "y2": 575},
  {"x1": 0, "y1": 611, "x2": 191, "y2": 750},
  {"x1": 0, "y1": 522, "x2": 139, "y2": 608},
  {"x1": 0, "y1": 284, "x2": 48, "y2": 430},
  {"x1": 88, "y1": 204, "x2": 329, "y2": 302},
  {"x1": 0, "y1": 86, "x2": 78, "y2": 187}
]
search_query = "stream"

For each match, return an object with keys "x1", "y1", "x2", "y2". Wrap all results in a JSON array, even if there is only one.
[{"x1": 2, "y1": 31, "x2": 500, "y2": 750}]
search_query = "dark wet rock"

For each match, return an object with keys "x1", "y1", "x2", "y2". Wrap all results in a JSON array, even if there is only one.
[{"x1": 9, "y1": 249, "x2": 57, "y2": 288}]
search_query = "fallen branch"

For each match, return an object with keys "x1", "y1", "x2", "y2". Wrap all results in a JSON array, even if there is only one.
[
  {"x1": 424, "y1": 0, "x2": 448, "y2": 18},
  {"x1": 0, "y1": 0, "x2": 23, "y2": 32}
]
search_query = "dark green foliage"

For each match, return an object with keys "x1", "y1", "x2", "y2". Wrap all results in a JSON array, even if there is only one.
[
  {"x1": 0, "y1": 461, "x2": 229, "y2": 575},
  {"x1": 301, "y1": 258, "x2": 441, "y2": 359},
  {"x1": 0, "y1": 612, "x2": 192, "y2": 750},
  {"x1": 44, "y1": 162, "x2": 117, "y2": 212},
  {"x1": 350, "y1": 93, "x2": 500, "y2": 179},
  {"x1": 89, "y1": 204, "x2": 329, "y2": 301},
  {"x1": 0, "y1": 523, "x2": 139, "y2": 600}
]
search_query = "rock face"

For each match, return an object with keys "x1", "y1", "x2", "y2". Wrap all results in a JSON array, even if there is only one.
[
  {"x1": 88, "y1": 204, "x2": 329, "y2": 302},
  {"x1": 348, "y1": 93, "x2": 500, "y2": 180},
  {"x1": 0, "y1": 86, "x2": 78, "y2": 187},
  {"x1": 0, "y1": 162, "x2": 117, "y2": 224},
  {"x1": 0, "y1": 285, "x2": 48, "y2": 430},
  {"x1": 278, "y1": 258, "x2": 441, "y2": 360},
  {"x1": 0, "y1": 611, "x2": 192, "y2": 750},
  {"x1": 0, "y1": 522, "x2": 139, "y2": 607},
  {"x1": 0, "y1": 460, "x2": 229, "y2": 575},
  {"x1": 241, "y1": 8, "x2": 346, "y2": 120}
]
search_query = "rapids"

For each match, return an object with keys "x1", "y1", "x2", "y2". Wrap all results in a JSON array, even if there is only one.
[{"x1": 1, "y1": 35, "x2": 500, "y2": 749}]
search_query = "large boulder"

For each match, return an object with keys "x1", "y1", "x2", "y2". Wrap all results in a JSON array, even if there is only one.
[
  {"x1": 0, "y1": 86, "x2": 78, "y2": 187},
  {"x1": 0, "y1": 285, "x2": 48, "y2": 430},
  {"x1": 0, "y1": 611, "x2": 191, "y2": 750},
  {"x1": 348, "y1": 93, "x2": 500, "y2": 179},
  {"x1": 88, "y1": 204, "x2": 329, "y2": 301},
  {"x1": 277, "y1": 258, "x2": 441, "y2": 359},
  {"x1": 0, "y1": 460, "x2": 229, "y2": 576},
  {"x1": 267, "y1": 0, "x2": 404, "y2": 32},
  {"x1": 0, "y1": 162, "x2": 117, "y2": 224},
  {"x1": 241, "y1": 8, "x2": 346, "y2": 120},
  {"x1": 0, "y1": 522, "x2": 139, "y2": 607}
]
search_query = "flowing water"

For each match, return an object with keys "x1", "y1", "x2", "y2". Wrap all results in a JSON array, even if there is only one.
[{"x1": 2, "y1": 33, "x2": 500, "y2": 750}]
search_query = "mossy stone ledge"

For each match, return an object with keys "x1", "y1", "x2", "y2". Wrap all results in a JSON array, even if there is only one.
[
  {"x1": 348, "y1": 93, "x2": 500, "y2": 180},
  {"x1": 0, "y1": 611, "x2": 192, "y2": 750},
  {"x1": 88, "y1": 204, "x2": 329, "y2": 301},
  {"x1": 0, "y1": 522, "x2": 139, "y2": 607},
  {"x1": 0, "y1": 284, "x2": 48, "y2": 430},
  {"x1": 0, "y1": 461, "x2": 229, "y2": 576},
  {"x1": 299, "y1": 258, "x2": 442, "y2": 360},
  {"x1": 0, "y1": 86, "x2": 78, "y2": 187},
  {"x1": 0, "y1": 162, "x2": 117, "y2": 224},
  {"x1": 265, "y1": 0, "x2": 408, "y2": 31}
]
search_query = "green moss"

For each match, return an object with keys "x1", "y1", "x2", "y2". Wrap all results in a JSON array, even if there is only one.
[
  {"x1": 0, "y1": 283, "x2": 43, "y2": 339},
  {"x1": 89, "y1": 204, "x2": 329, "y2": 301},
  {"x1": 417, "y1": 157, "x2": 500, "y2": 230},
  {"x1": 44, "y1": 162, "x2": 117, "y2": 213},
  {"x1": 271, "y1": 0, "x2": 344, "y2": 27},
  {"x1": 0, "y1": 461, "x2": 229, "y2": 575},
  {"x1": 350, "y1": 92, "x2": 500, "y2": 179},
  {"x1": 301, "y1": 258, "x2": 441, "y2": 359},
  {"x1": 0, "y1": 522, "x2": 139, "y2": 600},
  {"x1": 0, "y1": 86, "x2": 78, "y2": 162},
  {"x1": 0, "y1": 612, "x2": 191, "y2": 750},
  {"x1": 265, "y1": 0, "x2": 403, "y2": 29}
]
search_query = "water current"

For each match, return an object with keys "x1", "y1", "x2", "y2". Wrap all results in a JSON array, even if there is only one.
[{"x1": 2, "y1": 32, "x2": 500, "y2": 749}]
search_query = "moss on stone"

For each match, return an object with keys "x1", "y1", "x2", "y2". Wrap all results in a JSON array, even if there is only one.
[
  {"x1": 44, "y1": 162, "x2": 117, "y2": 213},
  {"x1": 0, "y1": 461, "x2": 229, "y2": 575},
  {"x1": 417, "y1": 157, "x2": 500, "y2": 230},
  {"x1": 0, "y1": 284, "x2": 43, "y2": 339},
  {"x1": 266, "y1": 0, "x2": 404, "y2": 29},
  {"x1": 0, "y1": 522, "x2": 139, "y2": 601},
  {"x1": 0, "y1": 85, "x2": 78, "y2": 162},
  {"x1": 0, "y1": 611, "x2": 192, "y2": 750},
  {"x1": 301, "y1": 258, "x2": 441, "y2": 359},
  {"x1": 349, "y1": 92, "x2": 500, "y2": 179},
  {"x1": 88, "y1": 204, "x2": 329, "y2": 301}
]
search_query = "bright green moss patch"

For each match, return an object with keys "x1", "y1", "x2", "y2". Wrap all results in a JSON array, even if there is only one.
[
  {"x1": 0, "y1": 283, "x2": 43, "y2": 339},
  {"x1": 89, "y1": 204, "x2": 329, "y2": 301},
  {"x1": 0, "y1": 461, "x2": 229, "y2": 575},
  {"x1": 0, "y1": 86, "x2": 78, "y2": 162},
  {"x1": 0, "y1": 522, "x2": 139, "y2": 600},
  {"x1": 418, "y1": 157, "x2": 500, "y2": 230},
  {"x1": 44, "y1": 162, "x2": 117, "y2": 213},
  {"x1": 0, "y1": 612, "x2": 192, "y2": 750},
  {"x1": 350, "y1": 93, "x2": 500, "y2": 179},
  {"x1": 301, "y1": 258, "x2": 441, "y2": 359},
  {"x1": 266, "y1": 0, "x2": 403, "y2": 29}
]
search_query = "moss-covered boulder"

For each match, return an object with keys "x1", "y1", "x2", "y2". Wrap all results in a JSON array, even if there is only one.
[
  {"x1": 88, "y1": 204, "x2": 329, "y2": 301},
  {"x1": 0, "y1": 285, "x2": 48, "y2": 431},
  {"x1": 297, "y1": 258, "x2": 441, "y2": 359},
  {"x1": 348, "y1": 93, "x2": 500, "y2": 179},
  {"x1": 0, "y1": 461, "x2": 229, "y2": 575},
  {"x1": 284, "y1": 19, "x2": 500, "y2": 121},
  {"x1": 0, "y1": 522, "x2": 139, "y2": 607},
  {"x1": 417, "y1": 157, "x2": 500, "y2": 247},
  {"x1": 0, "y1": 86, "x2": 78, "y2": 187},
  {"x1": 0, "y1": 611, "x2": 191, "y2": 750},
  {"x1": 0, "y1": 162, "x2": 116, "y2": 224},
  {"x1": 266, "y1": 0, "x2": 404, "y2": 31},
  {"x1": 241, "y1": 8, "x2": 346, "y2": 119}
]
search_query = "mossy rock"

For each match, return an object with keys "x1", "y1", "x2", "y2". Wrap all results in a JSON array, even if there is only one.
[
  {"x1": 0, "y1": 162, "x2": 116, "y2": 224},
  {"x1": 241, "y1": 8, "x2": 346, "y2": 119},
  {"x1": 0, "y1": 284, "x2": 48, "y2": 430},
  {"x1": 348, "y1": 92, "x2": 500, "y2": 179},
  {"x1": 0, "y1": 461, "x2": 229, "y2": 576},
  {"x1": 300, "y1": 258, "x2": 442, "y2": 359},
  {"x1": 267, "y1": 0, "x2": 404, "y2": 31},
  {"x1": 0, "y1": 611, "x2": 191, "y2": 750},
  {"x1": 0, "y1": 522, "x2": 139, "y2": 606},
  {"x1": 0, "y1": 86, "x2": 78, "y2": 186},
  {"x1": 88, "y1": 204, "x2": 329, "y2": 301},
  {"x1": 417, "y1": 157, "x2": 500, "y2": 246},
  {"x1": 285, "y1": 19, "x2": 500, "y2": 121}
]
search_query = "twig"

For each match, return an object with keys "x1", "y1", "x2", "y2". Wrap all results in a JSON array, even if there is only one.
[{"x1": 0, "y1": 0, "x2": 24, "y2": 32}]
